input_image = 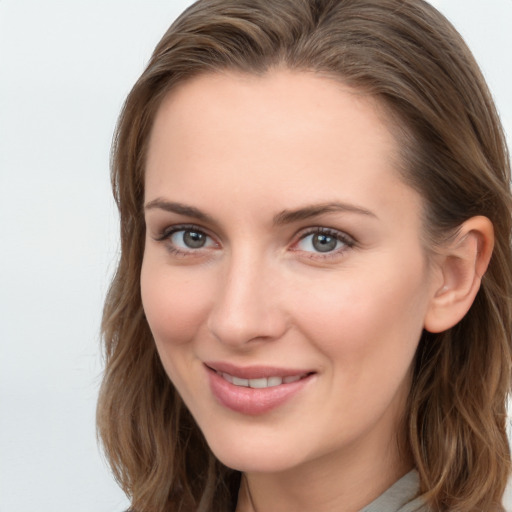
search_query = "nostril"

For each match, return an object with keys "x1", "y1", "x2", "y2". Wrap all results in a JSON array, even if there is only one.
[{"x1": 207, "y1": 302, "x2": 287, "y2": 347}]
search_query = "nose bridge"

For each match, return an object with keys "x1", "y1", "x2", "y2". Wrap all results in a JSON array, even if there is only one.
[{"x1": 207, "y1": 244, "x2": 285, "y2": 347}]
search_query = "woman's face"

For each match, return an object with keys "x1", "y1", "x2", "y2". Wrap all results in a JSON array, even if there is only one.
[{"x1": 141, "y1": 70, "x2": 440, "y2": 475}]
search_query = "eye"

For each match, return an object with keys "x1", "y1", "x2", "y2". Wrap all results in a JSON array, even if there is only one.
[
  {"x1": 294, "y1": 228, "x2": 354, "y2": 255},
  {"x1": 155, "y1": 225, "x2": 218, "y2": 256},
  {"x1": 170, "y1": 229, "x2": 213, "y2": 250}
]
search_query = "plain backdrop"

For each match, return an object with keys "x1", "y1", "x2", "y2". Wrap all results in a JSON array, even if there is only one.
[{"x1": 1, "y1": 1, "x2": 511, "y2": 511}]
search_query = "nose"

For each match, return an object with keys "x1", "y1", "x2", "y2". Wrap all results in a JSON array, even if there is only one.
[{"x1": 207, "y1": 250, "x2": 288, "y2": 348}]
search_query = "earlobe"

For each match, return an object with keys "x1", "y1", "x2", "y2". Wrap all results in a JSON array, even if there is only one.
[{"x1": 424, "y1": 216, "x2": 494, "y2": 333}]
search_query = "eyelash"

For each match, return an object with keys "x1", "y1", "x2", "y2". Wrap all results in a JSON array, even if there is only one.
[
  {"x1": 154, "y1": 224, "x2": 356, "y2": 259},
  {"x1": 155, "y1": 224, "x2": 217, "y2": 257},
  {"x1": 292, "y1": 227, "x2": 356, "y2": 259}
]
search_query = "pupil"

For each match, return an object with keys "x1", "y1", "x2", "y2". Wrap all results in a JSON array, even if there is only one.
[
  {"x1": 183, "y1": 231, "x2": 206, "y2": 248},
  {"x1": 312, "y1": 234, "x2": 337, "y2": 252}
]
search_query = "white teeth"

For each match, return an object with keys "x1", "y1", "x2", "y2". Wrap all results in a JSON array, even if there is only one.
[
  {"x1": 248, "y1": 378, "x2": 268, "y2": 388},
  {"x1": 218, "y1": 372, "x2": 304, "y2": 388},
  {"x1": 232, "y1": 376, "x2": 249, "y2": 386},
  {"x1": 267, "y1": 376, "x2": 283, "y2": 387},
  {"x1": 222, "y1": 372, "x2": 234, "y2": 384}
]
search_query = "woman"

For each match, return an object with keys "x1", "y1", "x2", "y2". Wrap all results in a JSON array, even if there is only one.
[{"x1": 97, "y1": 0, "x2": 512, "y2": 510}]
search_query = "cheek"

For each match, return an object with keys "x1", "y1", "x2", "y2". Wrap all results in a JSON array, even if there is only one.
[
  {"x1": 286, "y1": 261, "x2": 429, "y2": 437},
  {"x1": 140, "y1": 258, "x2": 213, "y2": 348},
  {"x1": 291, "y1": 257, "x2": 430, "y2": 364}
]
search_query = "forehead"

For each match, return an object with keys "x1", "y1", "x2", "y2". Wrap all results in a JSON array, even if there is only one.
[
  {"x1": 144, "y1": 70, "x2": 420, "y2": 227},
  {"x1": 148, "y1": 70, "x2": 395, "y2": 152}
]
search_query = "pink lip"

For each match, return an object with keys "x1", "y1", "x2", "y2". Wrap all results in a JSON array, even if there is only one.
[
  {"x1": 205, "y1": 361, "x2": 311, "y2": 379},
  {"x1": 204, "y1": 363, "x2": 315, "y2": 415}
]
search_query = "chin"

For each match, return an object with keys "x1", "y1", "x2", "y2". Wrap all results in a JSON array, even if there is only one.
[{"x1": 205, "y1": 431, "x2": 307, "y2": 474}]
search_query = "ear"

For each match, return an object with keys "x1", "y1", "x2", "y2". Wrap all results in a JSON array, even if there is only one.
[{"x1": 424, "y1": 216, "x2": 494, "y2": 333}]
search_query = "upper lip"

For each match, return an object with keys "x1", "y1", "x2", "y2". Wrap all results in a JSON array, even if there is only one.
[{"x1": 204, "y1": 361, "x2": 314, "y2": 379}]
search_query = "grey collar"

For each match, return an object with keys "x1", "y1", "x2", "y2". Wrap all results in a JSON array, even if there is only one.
[{"x1": 360, "y1": 470, "x2": 427, "y2": 512}]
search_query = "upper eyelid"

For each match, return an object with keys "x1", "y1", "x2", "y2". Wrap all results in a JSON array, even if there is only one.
[
  {"x1": 155, "y1": 223, "x2": 214, "y2": 241},
  {"x1": 295, "y1": 226, "x2": 356, "y2": 243}
]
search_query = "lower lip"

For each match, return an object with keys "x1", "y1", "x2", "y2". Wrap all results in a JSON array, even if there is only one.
[{"x1": 206, "y1": 367, "x2": 313, "y2": 415}]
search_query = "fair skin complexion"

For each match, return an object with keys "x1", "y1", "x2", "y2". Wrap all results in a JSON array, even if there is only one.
[{"x1": 141, "y1": 70, "x2": 493, "y2": 512}]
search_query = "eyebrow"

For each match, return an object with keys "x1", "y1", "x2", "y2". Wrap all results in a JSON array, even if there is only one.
[
  {"x1": 144, "y1": 199, "x2": 214, "y2": 223},
  {"x1": 144, "y1": 198, "x2": 376, "y2": 225},
  {"x1": 272, "y1": 202, "x2": 377, "y2": 226}
]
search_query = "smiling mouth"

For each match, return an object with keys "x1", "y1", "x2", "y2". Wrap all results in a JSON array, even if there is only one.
[
  {"x1": 213, "y1": 370, "x2": 310, "y2": 389},
  {"x1": 205, "y1": 363, "x2": 315, "y2": 414}
]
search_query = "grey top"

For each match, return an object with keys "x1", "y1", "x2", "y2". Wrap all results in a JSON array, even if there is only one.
[{"x1": 360, "y1": 470, "x2": 428, "y2": 512}]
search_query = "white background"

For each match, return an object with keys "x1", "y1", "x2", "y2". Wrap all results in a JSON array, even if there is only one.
[{"x1": 0, "y1": 1, "x2": 511, "y2": 511}]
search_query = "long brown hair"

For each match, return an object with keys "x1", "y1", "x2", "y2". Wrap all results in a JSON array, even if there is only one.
[{"x1": 97, "y1": 1, "x2": 512, "y2": 510}]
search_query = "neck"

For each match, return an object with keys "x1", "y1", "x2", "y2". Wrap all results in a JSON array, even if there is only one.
[{"x1": 236, "y1": 428, "x2": 412, "y2": 512}]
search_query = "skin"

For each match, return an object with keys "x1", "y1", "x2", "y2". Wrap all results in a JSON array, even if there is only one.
[{"x1": 140, "y1": 70, "x2": 486, "y2": 511}]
